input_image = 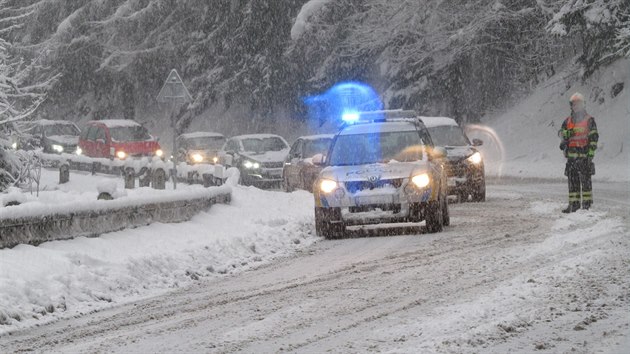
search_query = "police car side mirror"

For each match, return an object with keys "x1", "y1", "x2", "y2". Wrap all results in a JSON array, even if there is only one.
[
  {"x1": 312, "y1": 153, "x2": 325, "y2": 166},
  {"x1": 431, "y1": 146, "x2": 447, "y2": 159},
  {"x1": 472, "y1": 138, "x2": 483, "y2": 147}
]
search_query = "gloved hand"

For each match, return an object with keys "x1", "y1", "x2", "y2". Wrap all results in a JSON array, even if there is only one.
[{"x1": 559, "y1": 141, "x2": 567, "y2": 151}]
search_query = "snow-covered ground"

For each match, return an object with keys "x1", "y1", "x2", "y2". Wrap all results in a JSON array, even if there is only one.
[
  {"x1": 0, "y1": 169, "x2": 318, "y2": 332},
  {"x1": 470, "y1": 58, "x2": 630, "y2": 182}
]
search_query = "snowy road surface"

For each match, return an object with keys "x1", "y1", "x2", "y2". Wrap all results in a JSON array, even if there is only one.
[{"x1": 1, "y1": 179, "x2": 628, "y2": 353}]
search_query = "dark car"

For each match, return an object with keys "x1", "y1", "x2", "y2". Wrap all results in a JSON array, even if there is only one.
[
  {"x1": 219, "y1": 134, "x2": 289, "y2": 188},
  {"x1": 23, "y1": 119, "x2": 81, "y2": 154},
  {"x1": 176, "y1": 132, "x2": 226, "y2": 164},
  {"x1": 79, "y1": 120, "x2": 162, "y2": 159},
  {"x1": 283, "y1": 134, "x2": 333, "y2": 192},
  {"x1": 419, "y1": 116, "x2": 485, "y2": 202}
]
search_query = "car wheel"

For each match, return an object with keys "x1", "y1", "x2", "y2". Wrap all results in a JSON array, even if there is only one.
[
  {"x1": 425, "y1": 197, "x2": 444, "y2": 234},
  {"x1": 471, "y1": 180, "x2": 486, "y2": 202},
  {"x1": 283, "y1": 174, "x2": 294, "y2": 192},
  {"x1": 441, "y1": 192, "x2": 450, "y2": 226},
  {"x1": 315, "y1": 208, "x2": 344, "y2": 239}
]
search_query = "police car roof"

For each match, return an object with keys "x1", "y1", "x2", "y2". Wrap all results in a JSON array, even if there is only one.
[
  {"x1": 300, "y1": 134, "x2": 334, "y2": 141},
  {"x1": 418, "y1": 116, "x2": 458, "y2": 128},
  {"x1": 339, "y1": 121, "x2": 419, "y2": 136},
  {"x1": 179, "y1": 131, "x2": 224, "y2": 139}
]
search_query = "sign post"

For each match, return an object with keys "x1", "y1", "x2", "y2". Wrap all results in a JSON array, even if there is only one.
[{"x1": 157, "y1": 69, "x2": 192, "y2": 189}]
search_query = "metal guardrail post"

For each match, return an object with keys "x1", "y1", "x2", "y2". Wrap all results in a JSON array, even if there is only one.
[
  {"x1": 152, "y1": 168, "x2": 166, "y2": 190},
  {"x1": 139, "y1": 167, "x2": 151, "y2": 187},
  {"x1": 202, "y1": 173, "x2": 214, "y2": 187},
  {"x1": 124, "y1": 167, "x2": 135, "y2": 189},
  {"x1": 59, "y1": 163, "x2": 70, "y2": 184}
]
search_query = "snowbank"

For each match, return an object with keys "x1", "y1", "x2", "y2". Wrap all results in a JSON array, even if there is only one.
[{"x1": 471, "y1": 58, "x2": 630, "y2": 182}]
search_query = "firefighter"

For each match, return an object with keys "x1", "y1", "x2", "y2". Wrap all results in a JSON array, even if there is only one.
[{"x1": 559, "y1": 92, "x2": 598, "y2": 213}]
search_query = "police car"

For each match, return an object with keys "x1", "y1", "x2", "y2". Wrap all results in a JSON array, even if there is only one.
[{"x1": 312, "y1": 110, "x2": 450, "y2": 239}]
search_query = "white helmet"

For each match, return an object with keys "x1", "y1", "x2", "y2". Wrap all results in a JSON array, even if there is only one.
[{"x1": 569, "y1": 92, "x2": 585, "y2": 103}]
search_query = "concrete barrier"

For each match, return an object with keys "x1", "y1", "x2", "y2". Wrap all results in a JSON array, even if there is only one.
[{"x1": 0, "y1": 189, "x2": 231, "y2": 249}]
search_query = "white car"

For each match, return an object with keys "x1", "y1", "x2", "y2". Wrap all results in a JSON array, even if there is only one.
[
  {"x1": 219, "y1": 134, "x2": 290, "y2": 188},
  {"x1": 312, "y1": 110, "x2": 450, "y2": 239}
]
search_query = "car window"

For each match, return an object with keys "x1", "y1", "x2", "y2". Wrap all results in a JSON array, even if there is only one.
[
  {"x1": 329, "y1": 131, "x2": 426, "y2": 166},
  {"x1": 187, "y1": 136, "x2": 226, "y2": 150},
  {"x1": 80, "y1": 127, "x2": 89, "y2": 140},
  {"x1": 303, "y1": 138, "x2": 331, "y2": 158},
  {"x1": 242, "y1": 137, "x2": 288, "y2": 153},
  {"x1": 109, "y1": 126, "x2": 151, "y2": 142},
  {"x1": 426, "y1": 126, "x2": 470, "y2": 146},
  {"x1": 96, "y1": 128, "x2": 106, "y2": 141},
  {"x1": 44, "y1": 124, "x2": 80, "y2": 136},
  {"x1": 289, "y1": 140, "x2": 302, "y2": 158},
  {"x1": 87, "y1": 126, "x2": 99, "y2": 141}
]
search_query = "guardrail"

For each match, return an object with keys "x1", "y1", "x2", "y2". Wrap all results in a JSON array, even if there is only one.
[{"x1": 0, "y1": 166, "x2": 240, "y2": 249}]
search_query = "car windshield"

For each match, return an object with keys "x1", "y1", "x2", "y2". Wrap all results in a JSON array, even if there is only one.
[
  {"x1": 109, "y1": 126, "x2": 152, "y2": 142},
  {"x1": 44, "y1": 124, "x2": 79, "y2": 136},
  {"x1": 241, "y1": 137, "x2": 288, "y2": 153},
  {"x1": 329, "y1": 131, "x2": 425, "y2": 166},
  {"x1": 186, "y1": 136, "x2": 225, "y2": 150},
  {"x1": 427, "y1": 125, "x2": 470, "y2": 147},
  {"x1": 304, "y1": 138, "x2": 331, "y2": 157}
]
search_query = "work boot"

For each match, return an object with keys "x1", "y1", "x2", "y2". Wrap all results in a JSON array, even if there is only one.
[
  {"x1": 582, "y1": 201, "x2": 592, "y2": 210},
  {"x1": 562, "y1": 202, "x2": 580, "y2": 213}
]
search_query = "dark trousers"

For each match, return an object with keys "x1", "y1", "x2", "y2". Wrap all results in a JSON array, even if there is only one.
[{"x1": 566, "y1": 158, "x2": 592, "y2": 208}]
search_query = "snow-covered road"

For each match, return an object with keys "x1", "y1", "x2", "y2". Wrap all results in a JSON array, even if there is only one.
[{"x1": 1, "y1": 180, "x2": 628, "y2": 353}]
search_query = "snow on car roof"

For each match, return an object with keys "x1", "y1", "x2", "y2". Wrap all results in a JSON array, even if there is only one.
[
  {"x1": 418, "y1": 116, "x2": 458, "y2": 128},
  {"x1": 301, "y1": 134, "x2": 334, "y2": 141},
  {"x1": 339, "y1": 121, "x2": 418, "y2": 135},
  {"x1": 234, "y1": 134, "x2": 285, "y2": 140},
  {"x1": 90, "y1": 119, "x2": 142, "y2": 128},
  {"x1": 179, "y1": 132, "x2": 225, "y2": 139}
]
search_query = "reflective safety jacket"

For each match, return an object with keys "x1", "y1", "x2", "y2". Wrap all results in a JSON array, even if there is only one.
[{"x1": 560, "y1": 115, "x2": 598, "y2": 159}]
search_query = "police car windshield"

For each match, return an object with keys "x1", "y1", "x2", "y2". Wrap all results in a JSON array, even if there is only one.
[
  {"x1": 427, "y1": 126, "x2": 470, "y2": 147},
  {"x1": 329, "y1": 131, "x2": 425, "y2": 166}
]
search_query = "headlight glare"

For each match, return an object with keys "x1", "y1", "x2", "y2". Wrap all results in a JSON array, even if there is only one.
[
  {"x1": 11, "y1": 142, "x2": 17, "y2": 149},
  {"x1": 75, "y1": 147, "x2": 83, "y2": 155},
  {"x1": 191, "y1": 153, "x2": 204, "y2": 163},
  {"x1": 468, "y1": 152, "x2": 482, "y2": 164},
  {"x1": 319, "y1": 179, "x2": 337, "y2": 194},
  {"x1": 116, "y1": 150, "x2": 127, "y2": 159},
  {"x1": 52, "y1": 144, "x2": 64, "y2": 153},
  {"x1": 243, "y1": 160, "x2": 253, "y2": 169},
  {"x1": 212, "y1": 156, "x2": 219, "y2": 164},
  {"x1": 155, "y1": 149, "x2": 164, "y2": 157},
  {"x1": 411, "y1": 173, "x2": 430, "y2": 188}
]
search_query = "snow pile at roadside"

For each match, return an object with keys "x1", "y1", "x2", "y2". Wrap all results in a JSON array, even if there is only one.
[
  {"x1": 472, "y1": 58, "x2": 629, "y2": 182},
  {"x1": 0, "y1": 184, "x2": 317, "y2": 333}
]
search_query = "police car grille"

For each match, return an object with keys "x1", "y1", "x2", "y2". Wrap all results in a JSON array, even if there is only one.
[{"x1": 344, "y1": 179, "x2": 403, "y2": 194}]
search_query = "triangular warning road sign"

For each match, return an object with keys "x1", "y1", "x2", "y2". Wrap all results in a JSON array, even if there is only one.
[{"x1": 157, "y1": 69, "x2": 192, "y2": 103}]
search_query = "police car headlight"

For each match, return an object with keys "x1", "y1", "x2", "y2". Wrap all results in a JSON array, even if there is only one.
[
  {"x1": 467, "y1": 152, "x2": 482, "y2": 164},
  {"x1": 319, "y1": 179, "x2": 338, "y2": 194},
  {"x1": 191, "y1": 153, "x2": 204, "y2": 163},
  {"x1": 52, "y1": 144, "x2": 64, "y2": 153},
  {"x1": 75, "y1": 147, "x2": 83, "y2": 155},
  {"x1": 411, "y1": 173, "x2": 430, "y2": 188}
]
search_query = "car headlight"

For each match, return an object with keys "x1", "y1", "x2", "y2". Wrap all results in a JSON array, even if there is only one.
[
  {"x1": 155, "y1": 149, "x2": 164, "y2": 157},
  {"x1": 411, "y1": 173, "x2": 430, "y2": 188},
  {"x1": 243, "y1": 160, "x2": 260, "y2": 169},
  {"x1": 11, "y1": 142, "x2": 17, "y2": 149},
  {"x1": 212, "y1": 156, "x2": 219, "y2": 164},
  {"x1": 52, "y1": 144, "x2": 64, "y2": 153},
  {"x1": 319, "y1": 179, "x2": 338, "y2": 194},
  {"x1": 75, "y1": 147, "x2": 82, "y2": 155},
  {"x1": 467, "y1": 152, "x2": 482, "y2": 164},
  {"x1": 191, "y1": 153, "x2": 204, "y2": 163},
  {"x1": 116, "y1": 150, "x2": 127, "y2": 159}
]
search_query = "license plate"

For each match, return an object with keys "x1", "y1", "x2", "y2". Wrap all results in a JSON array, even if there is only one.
[{"x1": 355, "y1": 195, "x2": 394, "y2": 205}]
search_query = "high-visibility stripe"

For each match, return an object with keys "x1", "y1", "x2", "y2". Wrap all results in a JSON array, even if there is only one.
[
  {"x1": 589, "y1": 142, "x2": 597, "y2": 145},
  {"x1": 589, "y1": 130, "x2": 598, "y2": 135},
  {"x1": 567, "y1": 152, "x2": 587, "y2": 158},
  {"x1": 582, "y1": 195, "x2": 593, "y2": 201}
]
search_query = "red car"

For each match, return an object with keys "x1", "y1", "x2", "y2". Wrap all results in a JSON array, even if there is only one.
[{"x1": 78, "y1": 120, "x2": 162, "y2": 159}]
